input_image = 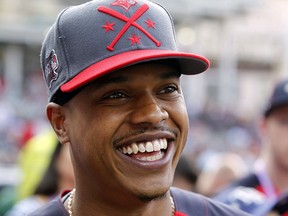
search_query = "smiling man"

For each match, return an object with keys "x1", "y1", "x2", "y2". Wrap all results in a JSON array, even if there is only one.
[{"x1": 31, "y1": 0, "x2": 251, "y2": 215}]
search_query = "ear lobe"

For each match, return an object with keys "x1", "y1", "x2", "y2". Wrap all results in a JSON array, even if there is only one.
[{"x1": 46, "y1": 103, "x2": 69, "y2": 144}]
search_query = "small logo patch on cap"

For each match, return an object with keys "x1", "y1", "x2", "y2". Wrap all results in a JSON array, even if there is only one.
[
  {"x1": 45, "y1": 50, "x2": 59, "y2": 89},
  {"x1": 111, "y1": 0, "x2": 137, "y2": 11}
]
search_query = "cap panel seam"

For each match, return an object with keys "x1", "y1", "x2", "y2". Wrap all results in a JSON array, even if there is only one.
[
  {"x1": 56, "y1": 7, "x2": 72, "y2": 89},
  {"x1": 149, "y1": 0, "x2": 177, "y2": 47}
]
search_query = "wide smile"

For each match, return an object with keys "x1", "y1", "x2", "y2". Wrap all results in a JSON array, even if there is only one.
[{"x1": 119, "y1": 139, "x2": 168, "y2": 162}]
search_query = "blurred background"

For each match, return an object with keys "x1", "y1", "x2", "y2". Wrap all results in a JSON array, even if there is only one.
[{"x1": 0, "y1": 0, "x2": 287, "y2": 192}]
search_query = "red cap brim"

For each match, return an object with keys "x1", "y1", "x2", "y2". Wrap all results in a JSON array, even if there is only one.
[{"x1": 60, "y1": 49, "x2": 209, "y2": 92}]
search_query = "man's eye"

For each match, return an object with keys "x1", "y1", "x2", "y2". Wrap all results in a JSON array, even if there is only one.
[
  {"x1": 105, "y1": 92, "x2": 127, "y2": 99},
  {"x1": 159, "y1": 85, "x2": 178, "y2": 94}
]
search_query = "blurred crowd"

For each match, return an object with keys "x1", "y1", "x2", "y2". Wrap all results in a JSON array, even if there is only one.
[{"x1": 0, "y1": 71, "x2": 49, "y2": 164}]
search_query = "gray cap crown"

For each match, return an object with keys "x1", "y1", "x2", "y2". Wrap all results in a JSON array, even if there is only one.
[{"x1": 41, "y1": 0, "x2": 209, "y2": 101}]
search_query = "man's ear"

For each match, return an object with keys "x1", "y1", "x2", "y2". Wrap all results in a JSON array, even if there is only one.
[{"x1": 46, "y1": 103, "x2": 70, "y2": 144}]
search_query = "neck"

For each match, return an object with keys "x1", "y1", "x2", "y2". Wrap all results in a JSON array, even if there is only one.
[{"x1": 67, "y1": 188, "x2": 174, "y2": 216}]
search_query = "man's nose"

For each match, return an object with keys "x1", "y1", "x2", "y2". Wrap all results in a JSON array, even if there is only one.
[{"x1": 129, "y1": 95, "x2": 169, "y2": 126}]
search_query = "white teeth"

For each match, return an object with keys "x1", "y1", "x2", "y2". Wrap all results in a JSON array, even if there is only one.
[
  {"x1": 127, "y1": 146, "x2": 133, "y2": 154},
  {"x1": 120, "y1": 139, "x2": 168, "y2": 155},
  {"x1": 122, "y1": 146, "x2": 127, "y2": 154},
  {"x1": 163, "y1": 139, "x2": 167, "y2": 149},
  {"x1": 132, "y1": 143, "x2": 138, "y2": 154},
  {"x1": 138, "y1": 143, "x2": 145, "y2": 153},
  {"x1": 146, "y1": 142, "x2": 153, "y2": 152},
  {"x1": 159, "y1": 139, "x2": 164, "y2": 149},
  {"x1": 139, "y1": 152, "x2": 164, "y2": 161},
  {"x1": 153, "y1": 140, "x2": 161, "y2": 151}
]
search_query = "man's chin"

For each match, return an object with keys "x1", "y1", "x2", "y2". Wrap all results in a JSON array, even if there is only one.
[{"x1": 137, "y1": 191, "x2": 168, "y2": 203}]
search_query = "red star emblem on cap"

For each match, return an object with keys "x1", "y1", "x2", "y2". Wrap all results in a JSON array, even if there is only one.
[
  {"x1": 145, "y1": 18, "x2": 155, "y2": 29},
  {"x1": 129, "y1": 34, "x2": 141, "y2": 45},
  {"x1": 102, "y1": 21, "x2": 115, "y2": 32}
]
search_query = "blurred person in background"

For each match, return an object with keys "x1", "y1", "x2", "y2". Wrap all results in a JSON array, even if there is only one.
[
  {"x1": 0, "y1": 130, "x2": 57, "y2": 215},
  {"x1": 172, "y1": 155, "x2": 198, "y2": 192},
  {"x1": 16, "y1": 130, "x2": 59, "y2": 201},
  {"x1": 213, "y1": 79, "x2": 288, "y2": 215},
  {"x1": 196, "y1": 152, "x2": 248, "y2": 197},
  {"x1": 0, "y1": 130, "x2": 74, "y2": 215},
  {"x1": 5, "y1": 137, "x2": 74, "y2": 216}
]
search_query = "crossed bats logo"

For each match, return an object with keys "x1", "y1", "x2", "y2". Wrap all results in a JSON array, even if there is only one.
[
  {"x1": 111, "y1": 0, "x2": 137, "y2": 11},
  {"x1": 98, "y1": 3, "x2": 161, "y2": 51}
]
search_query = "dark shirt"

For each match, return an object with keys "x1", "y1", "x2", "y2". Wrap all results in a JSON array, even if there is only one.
[{"x1": 30, "y1": 187, "x2": 250, "y2": 216}]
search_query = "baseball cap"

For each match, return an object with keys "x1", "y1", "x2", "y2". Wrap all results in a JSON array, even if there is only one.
[
  {"x1": 40, "y1": 0, "x2": 210, "y2": 103},
  {"x1": 264, "y1": 79, "x2": 288, "y2": 117}
]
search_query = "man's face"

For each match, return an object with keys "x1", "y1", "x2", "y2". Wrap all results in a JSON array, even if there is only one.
[
  {"x1": 60, "y1": 62, "x2": 188, "y2": 200},
  {"x1": 262, "y1": 105, "x2": 288, "y2": 171}
]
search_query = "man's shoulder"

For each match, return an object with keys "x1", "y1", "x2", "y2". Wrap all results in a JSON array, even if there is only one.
[
  {"x1": 29, "y1": 197, "x2": 67, "y2": 216},
  {"x1": 170, "y1": 187, "x2": 251, "y2": 216}
]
